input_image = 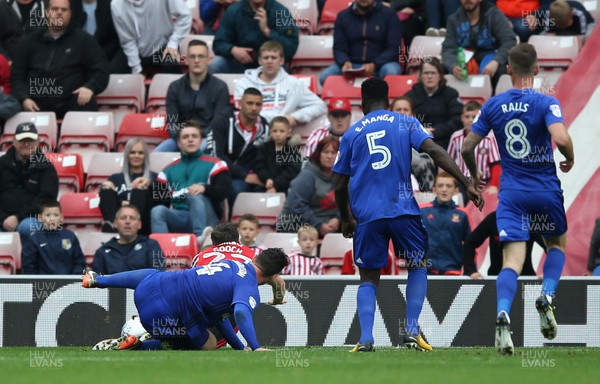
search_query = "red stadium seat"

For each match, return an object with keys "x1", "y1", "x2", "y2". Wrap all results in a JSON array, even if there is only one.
[
  {"x1": 318, "y1": 0, "x2": 352, "y2": 35},
  {"x1": 84, "y1": 153, "x2": 125, "y2": 192},
  {"x1": 115, "y1": 113, "x2": 169, "y2": 151},
  {"x1": 149, "y1": 151, "x2": 181, "y2": 174},
  {"x1": 292, "y1": 74, "x2": 319, "y2": 95},
  {"x1": 321, "y1": 75, "x2": 365, "y2": 111},
  {"x1": 0, "y1": 112, "x2": 57, "y2": 151},
  {"x1": 385, "y1": 75, "x2": 419, "y2": 98},
  {"x1": 149, "y1": 233, "x2": 199, "y2": 270},
  {"x1": 278, "y1": 0, "x2": 319, "y2": 35},
  {"x1": 45, "y1": 152, "x2": 85, "y2": 195},
  {"x1": 320, "y1": 233, "x2": 352, "y2": 273},
  {"x1": 529, "y1": 35, "x2": 579, "y2": 69},
  {"x1": 59, "y1": 192, "x2": 103, "y2": 231},
  {"x1": 146, "y1": 74, "x2": 183, "y2": 114},
  {"x1": 263, "y1": 232, "x2": 299, "y2": 255},
  {"x1": 76, "y1": 231, "x2": 114, "y2": 269},
  {"x1": 97, "y1": 74, "x2": 146, "y2": 130},
  {"x1": 444, "y1": 74, "x2": 492, "y2": 104},
  {"x1": 0, "y1": 232, "x2": 22, "y2": 274},
  {"x1": 231, "y1": 192, "x2": 287, "y2": 226},
  {"x1": 290, "y1": 35, "x2": 334, "y2": 80}
]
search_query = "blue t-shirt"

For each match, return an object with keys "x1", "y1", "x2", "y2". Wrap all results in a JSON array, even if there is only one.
[
  {"x1": 471, "y1": 89, "x2": 564, "y2": 192},
  {"x1": 333, "y1": 109, "x2": 432, "y2": 224},
  {"x1": 164, "y1": 260, "x2": 260, "y2": 322}
]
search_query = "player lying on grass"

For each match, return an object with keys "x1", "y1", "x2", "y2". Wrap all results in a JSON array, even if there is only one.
[{"x1": 82, "y1": 246, "x2": 289, "y2": 351}]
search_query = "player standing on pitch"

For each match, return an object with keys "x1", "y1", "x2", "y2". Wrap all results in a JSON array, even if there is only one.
[
  {"x1": 461, "y1": 43, "x2": 575, "y2": 356},
  {"x1": 333, "y1": 78, "x2": 482, "y2": 352}
]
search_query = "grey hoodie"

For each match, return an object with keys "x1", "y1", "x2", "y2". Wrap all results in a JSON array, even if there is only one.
[{"x1": 111, "y1": 0, "x2": 192, "y2": 72}]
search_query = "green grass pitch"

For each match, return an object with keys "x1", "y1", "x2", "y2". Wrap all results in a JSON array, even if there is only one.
[{"x1": 1, "y1": 347, "x2": 598, "y2": 384}]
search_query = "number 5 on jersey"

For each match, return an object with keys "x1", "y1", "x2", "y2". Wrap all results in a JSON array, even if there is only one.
[{"x1": 366, "y1": 130, "x2": 391, "y2": 170}]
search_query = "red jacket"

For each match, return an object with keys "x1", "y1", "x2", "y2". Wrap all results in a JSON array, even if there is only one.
[
  {"x1": 0, "y1": 54, "x2": 10, "y2": 94},
  {"x1": 496, "y1": 0, "x2": 539, "y2": 18}
]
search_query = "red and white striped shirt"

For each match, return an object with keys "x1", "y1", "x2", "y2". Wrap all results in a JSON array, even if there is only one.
[
  {"x1": 283, "y1": 252, "x2": 324, "y2": 275},
  {"x1": 304, "y1": 126, "x2": 330, "y2": 158},
  {"x1": 249, "y1": 244, "x2": 265, "y2": 257},
  {"x1": 447, "y1": 129, "x2": 501, "y2": 180}
]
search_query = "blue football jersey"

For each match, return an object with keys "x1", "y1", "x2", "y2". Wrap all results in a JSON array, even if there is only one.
[
  {"x1": 169, "y1": 260, "x2": 260, "y2": 319},
  {"x1": 471, "y1": 89, "x2": 564, "y2": 191},
  {"x1": 333, "y1": 109, "x2": 432, "y2": 224}
]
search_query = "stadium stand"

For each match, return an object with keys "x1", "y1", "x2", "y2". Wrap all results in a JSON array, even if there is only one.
[
  {"x1": 263, "y1": 232, "x2": 299, "y2": 255},
  {"x1": 318, "y1": 0, "x2": 352, "y2": 35},
  {"x1": 76, "y1": 231, "x2": 114, "y2": 269},
  {"x1": 231, "y1": 192, "x2": 287, "y2": 226},
  {"x1": 290, "y1": 35, "x2": 335, "y2": 81},
  {"x1": 84, "y1": 153, "x2": 125, "y2": 192},
  {"x1": 278, "y1": 0, "x2": 319, "y2": 35},
  {"x1": 321, "y1": 75, "x2": 365, "y2": 109},
  {"x1": 0, "y1": 112, "x2": 57, "y2": 151},
  {"x1": 115, "y1": 113, "x2": 168, "y2": 151},
  {"x1": 444, "y1": 74, "x2": 492, "y2": 104},
  {"x1": 292, "y1": 74, "x2": 319, "y2": 94},
  {"x1": 528, "y1": 35, "x2": 580, "y2": 69},
  {"x1": 385, "y1": 75, "x2": 419, "y2": 98},
  {"x1": 59, "y1": 192, "x2": 103, "y2": 232},
  {"x1": 294, "y1": 114, "x2": 328, "y2": 140},
  {"x1": 0, "y1": 232, "x2": 22, "y2": 275},
  {"x1": 45, "y1": 153, "x2": 85, "y2": 196},
  {"x1": 149, "y1": 233, "x2": 199, "y2": 270},
  {"x1": 495, "y1": 74, "x2": 552, "y2": 95},
  {"x1": 213, "y1": 73, "x2": 243, "y2": 104},
  {"x1": 149, "y1": 152, "x2": 181, "y2": 174},
  {"x1": 320, "y1": 233, "x2": 352, "y2": 274},
  {"x1": 405, "y1": 35, "x2": 444, "y2": 74},
  {"x1": 96, "y1": 74, "x2": 146, "y2": 131},
  {"x1": 146, "y1": 74, "x2": 183, "y2": 114}
]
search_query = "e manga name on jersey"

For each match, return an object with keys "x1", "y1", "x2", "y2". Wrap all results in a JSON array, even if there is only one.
[
  {"x1": 501, "y1": 102, "x2": 529, "y2": 113},
  {"x1": 357, "y1": 114, "x2": 396, "y2": 130}
]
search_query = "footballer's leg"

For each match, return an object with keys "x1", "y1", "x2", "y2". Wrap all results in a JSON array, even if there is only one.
[
  {"x1": 82, "y1": 268, "x2": 159, "y2": 289},
  {"x1": 537, "y1": 233, "x2": 566, "y2": 340},
  {"x1": 350, "y1": 267, "x2": 380, "y2": 352}
]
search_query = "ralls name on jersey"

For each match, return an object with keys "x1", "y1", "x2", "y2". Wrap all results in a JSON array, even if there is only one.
[
  {"x1": 501, "y1": 102, "x2": 529, "y2": 113},
  {"x1": 356, "y1": 114, "x2": 396, "y2": 131},
  {"x1": 234, "y1": 260, "x2": 248, "y2": 278}
]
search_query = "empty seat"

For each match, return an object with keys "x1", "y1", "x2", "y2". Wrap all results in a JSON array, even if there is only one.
[
  {"x1": 179, "y1": 35, "x2": 215, "y2": 58},
  {"x1": 45, "y1": 152, "x2": 85, "y2": 195},
  {"x1": 263, "y1": 232, "x2": 299, "y2": 255},
  {"x1": 318, "y1": 0, "x2": 352, "y2": 34},
  {"x1": 278, "y1": 0, "x2": 319, "y2": 35},
  {"x1": 320, "y1": 233, "x2": 352, "y2": 270},
  {"x1": 0, "y1": 232, "x2": 22, "y2": 274},
  {"x1": 213, "y1": 73, "x2": 243, "y2": 103},
  {"x1": 231, "y1": 192, "x2": 287, "y2": 226},
  {"x1": 115, "y1": 113, "x2": 168, "y2": 151},
  {"x1": 97, "y1": 74, "x2": 146, "y2": 130},
  {"x1": 58, "y1": 111, "x2": 114, "y2": 152},
  {"x1": 444, "y1": 74, "x2": 492, "y2": 104},
  {"x1": 0, "y1": 112, "x2": 58, "y2": 151},
  {"x1": 528, "y1": 35, "x2": 579, "y2": 69},
  {"x1": 385, "y1": 75, "x2": 419, "y2": 98},
  {"x1": 84, "y1": 153, "x2": 125, "y2": 192},
  {"x1": 146, "y1": 74, "x2": 184, "y2": 114},
  {"x1": 149, "y1": 233, "x2": 199, "y2": 270},
  {"x1": 321, "y1": 75, "x2": 365, "y2": 108},
  {"x1": 495, "y1": 74, "x2": 553, "y2": 95},
  {"x1": 290, "y1": 35, "x2": 334, "y2": 77},
  {"x1": 59, "y1": 192, "x2": 103, "y2": 231},
  {"x1": 405, "y1": 36, "x2": 444, "y2": 73},
  {"x1": 76, "y1": 231, "x2": 115, "y2": 268},
  {"x1": 149, "y1": 151, "x2": 181, "y2": 174}
]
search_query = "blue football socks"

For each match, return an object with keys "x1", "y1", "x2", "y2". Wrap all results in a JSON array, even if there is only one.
[
  {"x1": 496, "y1": 268, "x2": 519, "y2": 315},
  {"x1": 357, "y1": 282, "x2": 377, "y2": 344},
  {"x1": 406, "y1": 267, "x2": 427, "y2": 336},
  {"x1": 542, "y1": 248, "x2": 565, "y2": 300}
]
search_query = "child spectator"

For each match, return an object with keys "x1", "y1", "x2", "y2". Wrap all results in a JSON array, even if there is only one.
[
  {"x1": 22, "y1": 199, "x2": 85, "y2": 275},
  {"x1": 255, "y1": 116, "x2": 302, "y2": 194},
  {"x1": 447, "y1": 101, "x2": 501, "y2": 199},
  {"x1": 283, "y1": 225, "x2": 323, "y2": 275},
  {"x1": 238, "y1": 214, "x2": 265, "y2": 256},
  {"x1": 543, "y1": 0, "x2": 595, "y2": 42}
]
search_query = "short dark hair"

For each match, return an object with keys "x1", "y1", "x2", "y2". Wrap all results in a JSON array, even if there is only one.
[
  {"x1": 175, "y1": 120, "x2": 203, "y2": 140},
  {"x1": 463, "y1": 100, "x2": 482, "y2": 113},
  {"x1": 270, "y1": 116, "x2": 290, "y2": 128},
  {"x1": 211, "y1": 223, "x2": 240, "y2": 245},
  {"x1": 238, "y1": 214, "x2": 260, "y2": 227},
  {"x1": 254, "y1": 248, "x2": 289, "y2": 276},
  {"x1": 361, "y1": 78, "x2": 389, "y2": 112},
  {"x1": 39, "y1": 199, "x2": 61, "y2": 214},
  {"x1": 390, "y1": 96, "x2": 413, "y2": 113},
  {"x1": 508, "y1": 43, "x2": 537, "y2": 76},
  {"x1": 243, "y1": 87, "x2": 263, "y2": 98},
  {"x1": 188, "y1": 39, "x2": 208, "y2": 50}
]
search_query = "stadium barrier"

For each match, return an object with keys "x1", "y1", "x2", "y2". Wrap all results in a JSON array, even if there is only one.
[{"x1": 1, "y1": 276, "x2": 599, "y2": 348}]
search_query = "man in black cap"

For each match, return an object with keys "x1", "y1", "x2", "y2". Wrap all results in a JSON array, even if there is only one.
[{"x1": 0, "y1": 122, "x2": 59, "y2": 249}]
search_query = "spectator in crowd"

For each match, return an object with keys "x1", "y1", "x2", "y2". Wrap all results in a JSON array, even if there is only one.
[
  {"x1": 404, "y1": 57, "x2": 463, "y2": 150},
  {"x1": 0, "y1": 92, "x2": 21, "y2": 122},
  {"x1": 10, "y1": 0, "x2": 110, "y2": 119},
  {"x1": 387, "y1": 0, "x2": 426, "y2": 49},
  {"x1": 151, "y1": 121, "x2": 231, "y2": 246},
  {"x1": 234, "y1": 40, "x2": 326, "y2": 127},
  {"x1": 542, "y1": 0, "x2": 595, "y2": 42},
  {"x1": 587, "y1": 217, "x2": 600, "y2": 276},
  {"x1": 211, "y1": 87, "x2": 269, "y2": 208},
  {"x1": 0, "y1": 122, "x2": 58, "y2": 245},
  {"x1": 71, "y1": 0, "x2": 128, "y2": 73},
  {"x1": 463, "y1": 211, "x2": 545, "y2": 279},
  {"x1": 0, "y1": 0, "x2": 47, "y2": 61},
  {"x1": 442, "y1": 0, "x2": 516, "y2": 88},
  {"x1": 210, "y1": 0, "x2": 299, "y2": 74},
  {"x1": 282, "y1": 225, "x2": 323, "y2": 275},
  {"x1": 22, "y1": 199, "x2": 85, "y2": 275},
  {"x1": 156, "y1": 39, "x2": 231, "y2": 152},
  {"x1": 111, "y1": 0, "x2": 191, "y2": 75},
  {"x1": 319, "y1": 0, "x2": 402, "y2": 85},
  {"x1": 238, "y1": 214, "x2": 265, "y2": 256},
  {"x1": 447, "y1": 100, "x2": 501, "y2": 201},
  {"x1": 277, "y1": 136, "x2": 339, "y2": 236},
  {"x1": 93, "y1": 205, "x2": 165, "y2": 274},
  {"x1": 255, "y1": 116, "x2": 302, "y2": 194},
  {"x1": 304, "y1": 97, "x2": 351, "y2": 158},
  {"x1": 496, "y1": 0, "x2": 550, "y2": 42},
  {"x1": 390, "y1": 95, "x2": 436, "y2": 192},
  {"x1": 419, "y1": 171, "x2": 472, "y2": 275},
  {"x1": 0, "y1": 54, "x2": 11, "y2": 94},
  {"x1": 424, "y1": 0, "x2": 460, "y2": 33},
  {"x1": 200, "y1": 0, "x2": 235, "y2": 35},
  {"x1": 99, "y1": 138, "x2": 160, "y2": 236}
]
